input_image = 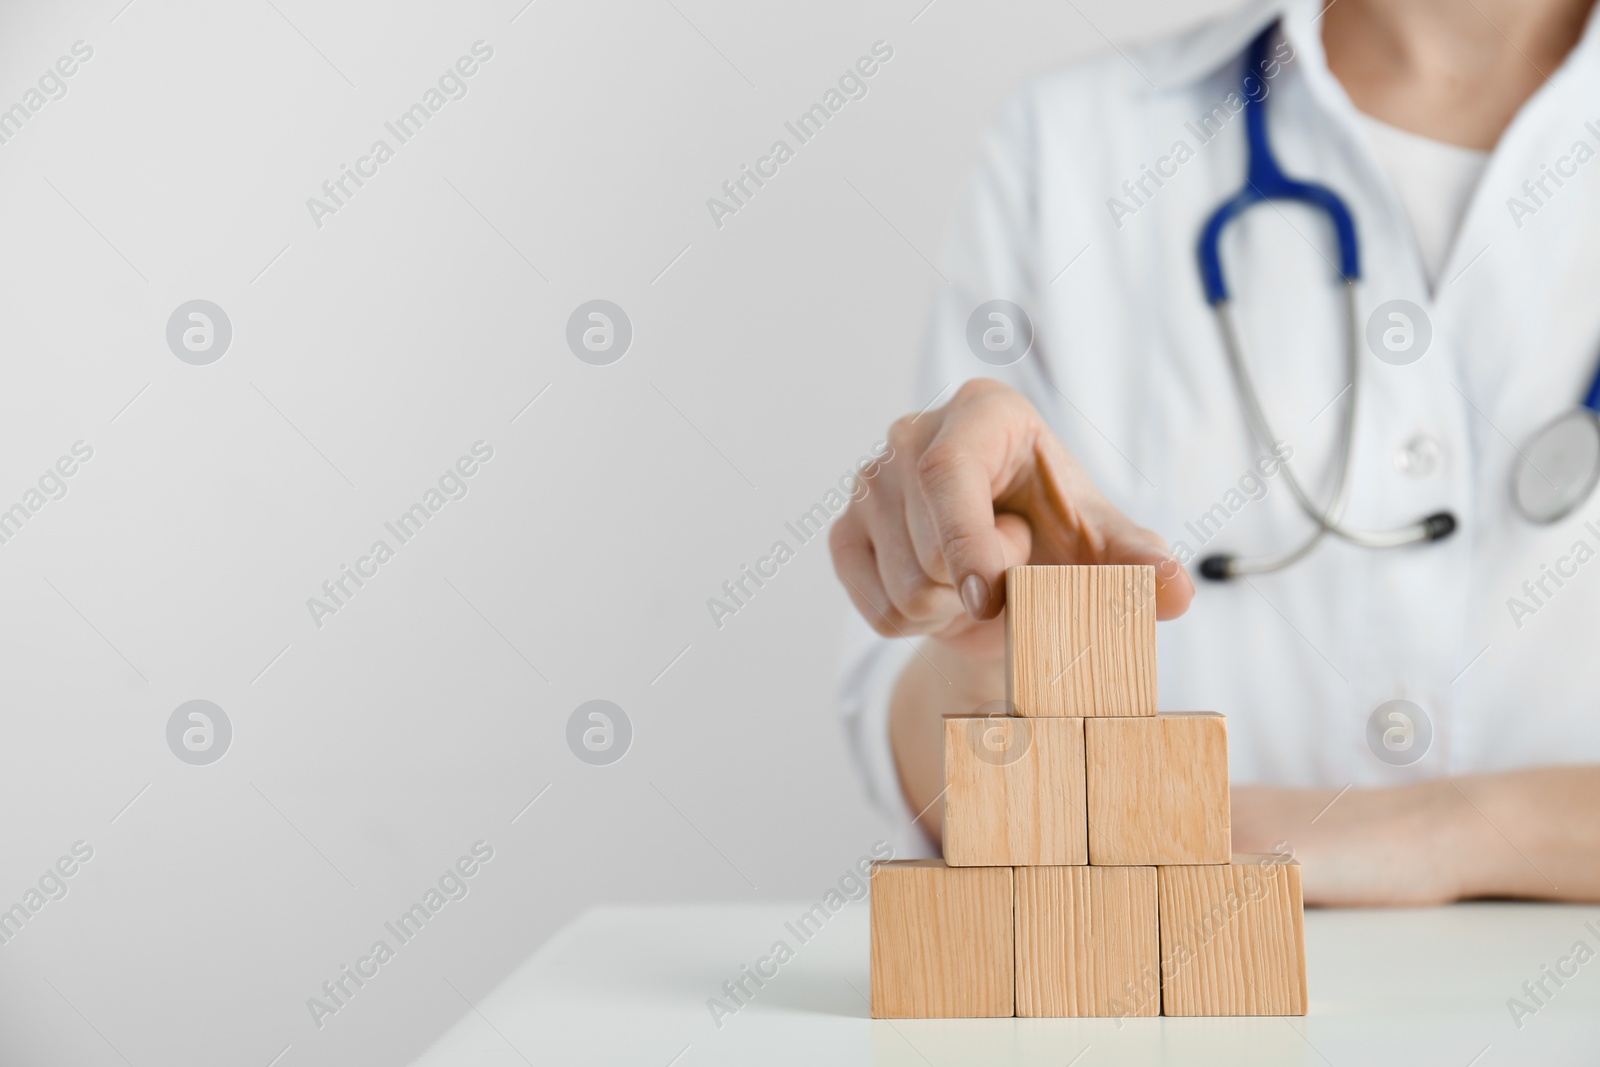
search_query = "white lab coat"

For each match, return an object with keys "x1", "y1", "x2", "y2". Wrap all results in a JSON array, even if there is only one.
[{"x1": 842, "y1": 0, "x2": 1600, "y2": 852}]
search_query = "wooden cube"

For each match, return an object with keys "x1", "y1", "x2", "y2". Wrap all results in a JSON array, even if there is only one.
[
  {"x1": 1014, "y1": 865, "x2": 1159, "y2": 1017},
  {"x1": 869, "y1": 860, "x2": 1014, "y2": 1018},
  {"x1": 1085, "y1": 712, "x2": 1229, "y2": 865},
  {"x1": 1157, "y1": 855, "x2": 1307, "y2": 1016},
  {"x1": 1006, "y1": 566, "x2": 1157, "y2": 717},
  {"x1": 943, "y1": 716, "x2": 1087, "y2": 866}
]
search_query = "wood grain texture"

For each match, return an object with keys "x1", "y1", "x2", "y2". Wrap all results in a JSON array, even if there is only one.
[
  {"x1": 870, "y1": 860, "x2": 1014, "y2": 1018},
  {"x1": 943, "y1": 716, "x2": 1088, "y2": 866},
  {"x1": 1085, "y1": 713, "x2": 1230, "y2": 865},
  {"x1": 1006, "y1": 566, "x2": 1157, "y2": 717},
  {"x1": 1157, "y1": 855, "x2": 1307, "y2": 1016},
  {"x1": 1014, "y1": 865, "x2": 1159, "y2": 1017}
]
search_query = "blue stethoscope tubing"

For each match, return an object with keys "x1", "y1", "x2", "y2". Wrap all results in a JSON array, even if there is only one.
[
  {"x1": 1196, "y1": 28, "x2": 1359, "y2": 305},
  {"x1": 1195, "y1": 23, "x2": 1459, "y2": 581}
]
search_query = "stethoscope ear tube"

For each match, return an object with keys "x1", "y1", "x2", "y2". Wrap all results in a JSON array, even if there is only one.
[
  {"x1": 1198, "y1": 510, "x2": 1458, "y2": 581},
  {"x1": 1421, "y1": 512, "x2": 1457, "y2": 540},
  {"x1": 1200, "y1": 289, "x2": 1460, "y2": 580},
  {"x1": 1191, "y1": 21, "x2": 1460, "y2": 582}
]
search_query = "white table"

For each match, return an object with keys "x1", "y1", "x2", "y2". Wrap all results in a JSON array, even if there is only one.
[{"x1": 411, "y1": 901, "x2": 1600, "y2": 1065}]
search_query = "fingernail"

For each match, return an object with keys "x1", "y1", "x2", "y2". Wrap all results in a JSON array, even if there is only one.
[{"x1": 960, "y1": 574, "x2": 988, "y2": 618}]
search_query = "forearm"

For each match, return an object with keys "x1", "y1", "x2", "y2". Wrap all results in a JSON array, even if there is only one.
[
  {"x1": 1235, "y1": 766, "x2": 1600, "y2": 905},
  {"x1": 888, "y1": 639, "x2": 1005, "y2": 843},
  {"x1": 1448, "y1": 766, "x2": 1600, "y2": 902}
]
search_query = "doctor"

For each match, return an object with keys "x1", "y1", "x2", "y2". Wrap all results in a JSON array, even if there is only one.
[{"x1": 835, "y1": 0, "x2": 1600, "y2": 905}]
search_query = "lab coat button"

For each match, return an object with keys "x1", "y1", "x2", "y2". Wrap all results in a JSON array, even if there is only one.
[{"x1": 1395, "y1": 434, "x2": 1442, "y2": 478}]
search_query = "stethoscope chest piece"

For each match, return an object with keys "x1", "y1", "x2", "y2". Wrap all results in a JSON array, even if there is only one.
[{"x1": 1511, "y1": 408, "x2": 1600, "y2": 524}]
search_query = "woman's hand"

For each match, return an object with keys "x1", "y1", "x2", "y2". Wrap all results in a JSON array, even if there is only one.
[
  {"x1": 832, "y1": 379, "x2": 1193, "y2": 838},
  {"x1": 829, "y1": 378, "x2": 1193, "y2": 664}
]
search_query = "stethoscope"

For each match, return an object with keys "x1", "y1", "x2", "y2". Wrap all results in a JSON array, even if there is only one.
[{"x1": 1195, "y1": 23, "x2": 1600, "y2": 581}]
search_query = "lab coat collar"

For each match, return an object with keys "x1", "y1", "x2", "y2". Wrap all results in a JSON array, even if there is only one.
[{"x1": 1143, "y1": 0, "x2": 1298, "y2": 92}]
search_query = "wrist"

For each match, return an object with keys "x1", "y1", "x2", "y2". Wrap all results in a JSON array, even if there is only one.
[{"x1": 1423, "y1": 777, "x2": 1504, "y2": 901}]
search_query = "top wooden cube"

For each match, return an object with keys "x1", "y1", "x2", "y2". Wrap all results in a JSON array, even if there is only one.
[{"x1": 1005, "y1": 566, "x2": 1157, "y2": 717}]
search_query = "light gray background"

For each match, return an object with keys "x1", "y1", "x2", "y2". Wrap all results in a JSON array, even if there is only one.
[{"x1": 0, "y1": 1, "x2": 1233, "y2": 1063}]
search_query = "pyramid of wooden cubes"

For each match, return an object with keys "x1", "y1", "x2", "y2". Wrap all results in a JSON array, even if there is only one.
[{"x1": 870, "y1": 565, "x2": 1307, "y2": 1018}]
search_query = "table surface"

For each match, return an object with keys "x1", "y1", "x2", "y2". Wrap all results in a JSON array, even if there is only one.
[{"x1": 411, "y1": 900, "x2": 1600, "y2": 1066}]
